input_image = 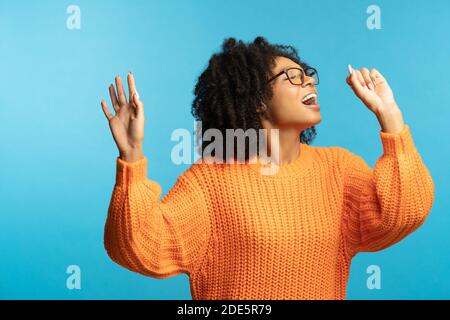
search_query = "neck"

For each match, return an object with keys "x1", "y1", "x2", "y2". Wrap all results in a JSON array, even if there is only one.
[{"x1": 260, "y1": 122, "x2": 302, "y2": 166}]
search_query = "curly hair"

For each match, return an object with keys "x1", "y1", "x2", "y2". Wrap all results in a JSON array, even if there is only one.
[{"x1": 191, "y1": 36, "x2": 317, "y2": 162}]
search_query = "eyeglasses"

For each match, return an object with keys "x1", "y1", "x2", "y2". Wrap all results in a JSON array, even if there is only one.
[{"x1": 267, "y1": 66, "x2": 319, "y2": 86}]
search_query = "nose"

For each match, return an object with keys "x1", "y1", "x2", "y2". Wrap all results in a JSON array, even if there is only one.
[{"x1": 302, "y1": 75, "x2": 315, "y2": 87}]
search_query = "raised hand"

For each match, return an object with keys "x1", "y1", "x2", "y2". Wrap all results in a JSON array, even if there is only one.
[
  {"x1": 101, "y1": 72, "x2": 145, "y2": 162},
  {"x1": 346, "y1": 64, "x2": 405, "y2": 134}
]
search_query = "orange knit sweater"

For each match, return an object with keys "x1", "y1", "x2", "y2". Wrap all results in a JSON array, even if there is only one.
[{"x1": 104, "y1": 124, "x2": 434, "y2": 300}]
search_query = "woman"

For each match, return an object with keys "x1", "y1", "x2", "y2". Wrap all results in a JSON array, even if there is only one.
[{"x1": 101, "y1": 36, "x2": 434, "y2": 300}]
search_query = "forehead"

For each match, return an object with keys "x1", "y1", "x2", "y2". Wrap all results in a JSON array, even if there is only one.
[{"x1": 273, "y1": 56, "x2": 302, "y2": 73}]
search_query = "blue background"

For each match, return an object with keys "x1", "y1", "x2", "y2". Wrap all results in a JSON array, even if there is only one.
[{"x1": 0, "y1": 0, "x2": 448, "y2": 299}]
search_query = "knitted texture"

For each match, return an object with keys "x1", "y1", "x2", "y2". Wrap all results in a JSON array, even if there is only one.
[{"x1": 104, "y1": 124, "x2": 434, "y2": 300}]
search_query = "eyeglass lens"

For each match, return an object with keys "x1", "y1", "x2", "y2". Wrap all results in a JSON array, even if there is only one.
[{"x1": 286, "y1": 68, "x2": 319, "y2": 85}]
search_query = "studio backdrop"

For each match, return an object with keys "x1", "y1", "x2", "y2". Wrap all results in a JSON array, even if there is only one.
[{"x1": 0, "y1": 0, "x2": 448, "y2": 299}]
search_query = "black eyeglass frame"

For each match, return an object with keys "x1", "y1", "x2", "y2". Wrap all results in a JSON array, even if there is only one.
[{"x1": 266, "y1": 66, "x2": 319, "y2": 86}]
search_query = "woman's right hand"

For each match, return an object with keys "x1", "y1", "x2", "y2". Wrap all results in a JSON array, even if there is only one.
[{"x1": 101, "y1": 72, "x2": 145, "y2": 162}]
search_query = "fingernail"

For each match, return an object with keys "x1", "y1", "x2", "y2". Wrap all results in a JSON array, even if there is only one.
[
  {"x1": 368, "y1": 83, "x2": 374, "y2": 90},
  {"x1": 135, "y1": 89, "x2": 140, "y2": 99},
  {"x1": 348, "y1": 64, "x2": 353, "y2": 75}
]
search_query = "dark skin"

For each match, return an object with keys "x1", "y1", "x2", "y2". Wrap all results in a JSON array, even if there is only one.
[
  {"x1": 100, "y1": 58, "x2": 404, "y2": 164},
  {"x1": 256, "y1": 56, "x2": 321, "y2": 165},
  {"x1": 101, "y1": 72, "x2": 144, "y2": 162}
]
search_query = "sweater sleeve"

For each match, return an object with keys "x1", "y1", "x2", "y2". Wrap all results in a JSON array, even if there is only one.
[
  {"x1": 103, "y1": 156, "x2": 211, "y2": 279},
  {"x1": 341, "y1": 124, "x2": 435, "y2": 257}
]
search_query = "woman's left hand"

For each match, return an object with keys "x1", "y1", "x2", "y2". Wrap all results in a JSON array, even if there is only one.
[{"x1": 346, "y1": 65, "x2": 405, "y2": 134}]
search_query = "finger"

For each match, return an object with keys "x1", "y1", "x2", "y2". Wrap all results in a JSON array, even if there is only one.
[
  {"x1": 346, "y1": 74, "x2": 354, "y2": 88},
  {"x1": 346, "y1": 64, "x2": 364, "y2": 93},
  {"x1": 101, "y1": 100, "x2": 114, "y2": 121},
  {"x1": 127, "y1": 72, "x2": 137, "y2": 104},
  {"x1": 356, "y1": 70, "x2": 368, "y2": 89},
  {"x1": 348, "y1": 64, "x2": 354, "y2": 75},
  {"x1": 348, "y1": 71, "x2": 365, "y2": 97},
  {"x1": 346, "y1": 75, "x2": 351, "y2": 86},
  {"x1": 346, "y1": 64, "x2": 354, "y2": 87},
  {"x1": 361, "y1": 67, "x2": 375, "y2": 90},
  {"x1": 370, "y1": 68, "x2": 385, "y2": 85},
  {"x1": 132, "y1": 91, "x2": 144, "y2": 119},
  {"x1": 109, "y1": 84, "x2": 120, "y2": 113},
  {"x1": 115, "y1": 75, "x2": 127, "y2": 106}
]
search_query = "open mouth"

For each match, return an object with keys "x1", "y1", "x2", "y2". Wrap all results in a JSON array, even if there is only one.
[{"x1": 301, "y1": 92, "x2": 318, "y2": 105}]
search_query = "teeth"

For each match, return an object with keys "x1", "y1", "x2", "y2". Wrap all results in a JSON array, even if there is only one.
[{"x1": 302, "y1": 93, "x2": 317, "y2": 104}]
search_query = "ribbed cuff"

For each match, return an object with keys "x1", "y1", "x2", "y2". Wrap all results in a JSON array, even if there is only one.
[
  {"x1": 380, "y1": 124, "x2": 416, "y2": 156},
  {"x1": 115, "y1": 156, "x2": 148, "y2": 188}
]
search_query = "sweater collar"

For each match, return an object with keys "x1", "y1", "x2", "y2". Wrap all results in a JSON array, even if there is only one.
[{"x1": 245, "y1": 142, "x2": 314, "y2": 178}]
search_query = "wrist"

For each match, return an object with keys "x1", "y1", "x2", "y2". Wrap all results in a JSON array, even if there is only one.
[
  {"x1": 119, "y1": 145, "x2": 144, "y2": 162},
  {"x1": 375, "y1": 107, "x2": 405, "y2": 134}
]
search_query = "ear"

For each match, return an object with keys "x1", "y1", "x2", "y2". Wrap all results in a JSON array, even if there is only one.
[
  {"x1": 256, "y1": 102, "x2": 267, "y2": 113},
  {"x1": 257, "y1": 103, "x2": 273, "y2": 122}
]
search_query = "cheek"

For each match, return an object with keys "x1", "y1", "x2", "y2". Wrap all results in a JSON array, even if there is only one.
[
  {"x1": 286, "y1": 86, "x2": 301, "y2": 104},
  {"x1": 273, "y1": 86, "x2": 301, "y2": 113}
]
